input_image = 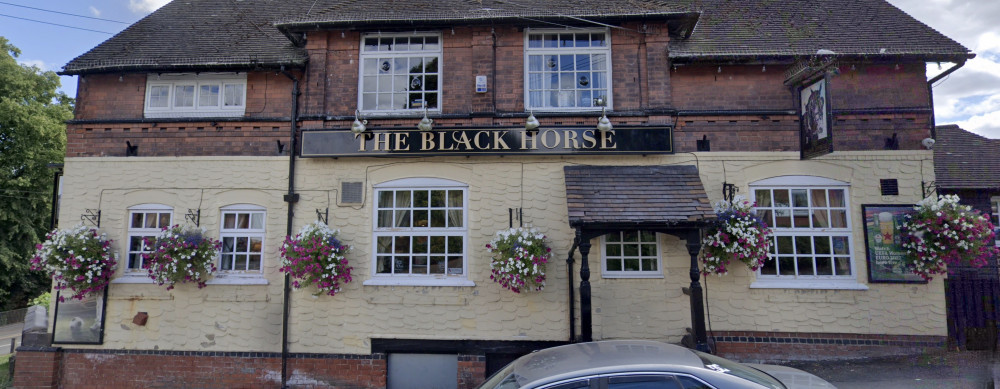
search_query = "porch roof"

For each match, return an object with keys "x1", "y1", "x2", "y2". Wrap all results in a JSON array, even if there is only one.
[{"x1": 563, "y1": 165, "x2": 714, "y2": 230}]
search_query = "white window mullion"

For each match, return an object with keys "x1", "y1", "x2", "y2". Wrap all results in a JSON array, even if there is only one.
[
  {"x1": 144, "y1": 73, "x2": 246, "y2": 118},
  {"x1": 754, "y1": 185, "x2": 853, "y2": 281},
  {"x1": 371, "y1": 180, "x2": 467, "y2": 281}
]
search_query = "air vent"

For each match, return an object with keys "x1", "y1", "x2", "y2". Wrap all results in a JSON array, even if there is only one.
[
  {"x1": 880, "y1": 179, "x2": 899, "y2": 196},
  {"x1": 341, "y1": 181, "x2": 363, "y2": 204}
]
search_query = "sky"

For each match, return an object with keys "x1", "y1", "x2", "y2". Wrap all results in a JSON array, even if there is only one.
[{"x1": 1, "y1": 0, "x2": 998, "y2": 138}]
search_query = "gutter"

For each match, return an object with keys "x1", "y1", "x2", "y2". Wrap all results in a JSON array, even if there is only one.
[
  {"x1": 927, "y1": 60, "x2": 967, "y2": 138},
  {"x1": 278, "y1": 66, "x2": 301, "y2": 389}
]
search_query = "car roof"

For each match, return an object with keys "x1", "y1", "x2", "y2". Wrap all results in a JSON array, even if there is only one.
[{"x1": 507, "y1": 340, "x2": 706, "y2": 385}]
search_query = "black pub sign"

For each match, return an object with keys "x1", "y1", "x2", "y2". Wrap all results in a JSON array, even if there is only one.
[{"x1": 300, "y1": 126, "x2": 673, "y2": 157}]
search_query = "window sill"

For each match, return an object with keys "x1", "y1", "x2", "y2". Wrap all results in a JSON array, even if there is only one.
[
  {"x1": 144, "y1": 110, "x2": 245, "y2": 119},
  {"x1": 363, "y1": 277, "x2": 475, "y2": 287},
  {"x1": 111, "y1": 274, "x2": 154, "y2": 284},
  {"x1": 602, "y1": 273, "x2": 665, "y2": 279},
  {"x1": 528, "y1": 107, "x2": 609, "y2": 114},
  {"x1": 206, "y1": 274, "x2": 269, "y2": 285},
  {"x1": 750, "y1": 279, "x2": 869, "y2": 290}
]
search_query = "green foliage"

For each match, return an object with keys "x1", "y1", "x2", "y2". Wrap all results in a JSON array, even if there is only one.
[
  {"x1": 0, "y1": 354, "x2": 11, "y2": 389},
  {"x1": 0, "y1": 37, "x2": 73, "y2": 310},
  {"x1": 28, "y1": 291, "x2": 50, "y2": 310}
]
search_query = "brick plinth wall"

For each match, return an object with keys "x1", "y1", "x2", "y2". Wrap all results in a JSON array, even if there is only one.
[
  {"x1": 712, "y1": 331, "x2": 948, "y2": 363},
  {"x1": 458, "y1": 355, "x2": 487, "y2": 389},
  {"x1": 11, "y1": 349, "x2": 61, "y2": 389},
  {"x1": 13, "y1": 349, "x2": 489, "y2": 389}
]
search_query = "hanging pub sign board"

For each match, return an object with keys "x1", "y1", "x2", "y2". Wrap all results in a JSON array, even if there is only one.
[
  {"x1": 799, "y1": 76, "x2": 834, "y2": 159},
  {"x1": 300, "y1": 126, "x2": 673, "y2": 158},
  {"x1": 861, "y1": 204, "x2": 924, "y2": 283}
]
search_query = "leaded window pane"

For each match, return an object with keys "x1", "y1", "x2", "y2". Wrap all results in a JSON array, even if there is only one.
[
  {"x1": 360, "y1": 34, "x2": 441, "y2": 112},
  {"x1": 525, "y1": 30, "x2": 611, "y2": 110}
]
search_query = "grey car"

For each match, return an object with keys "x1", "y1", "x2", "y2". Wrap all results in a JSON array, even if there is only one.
[{"x1": 477, "y1": 340, "x2": 836, "y2": 389}]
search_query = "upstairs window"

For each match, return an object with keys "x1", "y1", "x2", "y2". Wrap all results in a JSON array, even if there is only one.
[
  {"x1": 144, "y1": 73, "x2": 246, "y2": 118},
  {"x1": 525, "y1": 29, "x2": 611, "y2": 111},
  {"x1": 360, "y1": 33, "x2": 441, "y2": 113}
]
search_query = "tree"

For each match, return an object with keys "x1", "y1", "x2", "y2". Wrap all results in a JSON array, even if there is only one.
[{"x1": 0, "y1": 37, "x2": 73, "y2": 310}]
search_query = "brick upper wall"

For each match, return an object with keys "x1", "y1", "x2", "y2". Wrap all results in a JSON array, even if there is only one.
[
  {"x1": 74, "y1": 73, "x2": 146, "y2": 119},
  {"x1": 65, "y1": 122, "x2": 291, "y2": 157},
  {"x1": 669, "y1": 63, "x2": 931, "y2": 111},
  {"x1": 66, "y1": 24, "x2": 935, "y2": 157},
  {"x1": 73, "y1": 71, "x2": 297, "y2": 121}
]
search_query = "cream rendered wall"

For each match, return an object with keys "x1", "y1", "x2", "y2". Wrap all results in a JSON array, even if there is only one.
[
  {"x1": 694, "y1": 152, "x2": 944, "y2": 337},
  {"x1": 59, "y1": 150, "x2": 941, "y2": 354},
  {"x1": 59, "y1": 157, "x2": 289, "y2": 352}
]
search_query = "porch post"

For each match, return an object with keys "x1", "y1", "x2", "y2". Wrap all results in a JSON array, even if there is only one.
[
  {"x1": 686, "y1": 231, "x2": 710, "y2": 352},
  {"x1": 577, "y1": 228, "x2": 593, "y2": 342}
]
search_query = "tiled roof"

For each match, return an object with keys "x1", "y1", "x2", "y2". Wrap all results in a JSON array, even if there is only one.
[
  {"x1": 934, "y1": 125, "x2": 1000, "y2": 190},
  {"x1": 62, "y1": 0, "x2": 971, "y2": 75},
  {"x1": 276, "y1": 0, "x2": 687, "y2": 27},
  {"x1": 61, "y1": 0, "x2": 310, "y2": 75},
  {"x1": 564, "y1": 165, "x2": 714, "y2": 227},
  {"x1": 668, "y1": 0, "x2": 971, "y2": 61}
]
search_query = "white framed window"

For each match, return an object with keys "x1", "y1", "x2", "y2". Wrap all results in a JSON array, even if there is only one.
[
  {"x1": 219, "y1": 205, "x2": 265, "y2": 274},
  {"x1": 121, "y1": 204, "x2": 172, "y2": 279},
  {"x1": 365, "y1": 178, "x2": 472, "y2": 287},
  {"x1": 750, "y1": 176, "x2": 866, "y2": 290},
  {"x1": 992, "y1": 198, "x2": 1000, "y2": 247},
  {"x1": 359, "y1": 33, "x2": 441, "y2": 113},
  {"x1": 524, "y1": 28, "x2": 611, "y2": 111},
  {"x1": 144, "y1": 73, "x2": 246, "y2": 118},
  {"x1": 602, "y1": 231, "x2": 663, "y2": 278}
]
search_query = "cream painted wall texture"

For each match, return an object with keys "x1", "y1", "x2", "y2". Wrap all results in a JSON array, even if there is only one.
[{"x1": 58, "y1": 150, "x2": 941, "y2": 354}]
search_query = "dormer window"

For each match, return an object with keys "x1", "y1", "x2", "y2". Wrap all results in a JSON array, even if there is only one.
[
  {"x1": 359, "y1": 32, "x2": 442, "y2": 114},
  {"x1": 144, "y1": 73, "x2": 247, "y2": 118},
  {"x1": 524, "y1": 28, "x2": 611, "y2": 111}
]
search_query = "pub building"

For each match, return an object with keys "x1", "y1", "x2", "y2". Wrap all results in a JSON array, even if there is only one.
[{"x1": 13, "y1": 0, "x2": 974, "y2": 388}]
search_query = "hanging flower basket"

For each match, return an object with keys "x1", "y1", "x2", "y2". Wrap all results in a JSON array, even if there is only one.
[
  {"x1": 279, "y1": 221, "x2": 352, "y2": 297},
  {"x1": 486, "y1": 226, "x2": 551, "y2": 293},
  {"x1": 30, "y1": 224, "x2": 118, "y2": 302},
  {"x1": 700, "y1": 196, "x2": 773, "y2": 275},
  {"x1": 900, "y1": 194, "x2": 998, "y2": 281},
  {"x1": 142, "y1": 225, "x2": 221, "y2": 290}
]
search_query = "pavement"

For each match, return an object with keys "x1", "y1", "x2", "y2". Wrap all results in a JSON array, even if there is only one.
[
  {"x1": 785, "y1": 350, "x2": 997, "y2": 389},
  {"x1": 0, "y1": 323, "x2": 20, "y2": 356}
]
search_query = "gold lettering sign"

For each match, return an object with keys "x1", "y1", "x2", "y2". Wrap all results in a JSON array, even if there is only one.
[{"x1": 302, "y1": 127, "x2": 670, "y2": 157}]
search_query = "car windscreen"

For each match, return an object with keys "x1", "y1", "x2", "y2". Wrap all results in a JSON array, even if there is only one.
[
  {"x1": 692, "y1": 351, "x2": 785, "y2": 389},
  {"x1": 477, "y1": 362, "x2": 522, "y2": 389}
]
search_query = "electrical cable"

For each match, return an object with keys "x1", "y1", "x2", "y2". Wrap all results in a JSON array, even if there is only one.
[
  {"x1": 0, "y1": 13, "x2": 114, "y2": 34},
  {"x1": 0, "y1": 1, "x2": 129, "y2": 23}
]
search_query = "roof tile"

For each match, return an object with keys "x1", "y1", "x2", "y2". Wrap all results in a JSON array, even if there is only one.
[{"x1": 564, "y1": 165, "x2": 714, "y2": 226}]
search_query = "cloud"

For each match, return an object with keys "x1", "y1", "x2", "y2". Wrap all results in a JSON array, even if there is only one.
[
  {"x1": 17, "y1": 59, "x2": 48, "y2": 71},
  {"x1": 128, "y1": 0, "x2": 171, "y2": 13},
  {"x1": 89, "y1": 6, "x2": 101, "y2": 17},
  {"x1": 888, "y1": 0, "x2": 1000, "y2": 138}
]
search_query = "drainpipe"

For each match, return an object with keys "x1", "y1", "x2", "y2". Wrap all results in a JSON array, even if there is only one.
[
  {"x1": 566, "y1": 239, "x2": 578, "y2": 342},
  {"x1": 279, "y1": 67, "x2": 300, "y2": 389},
  {"x1": 926, "y1": 60, "x2": 966, "y2": 138}
]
